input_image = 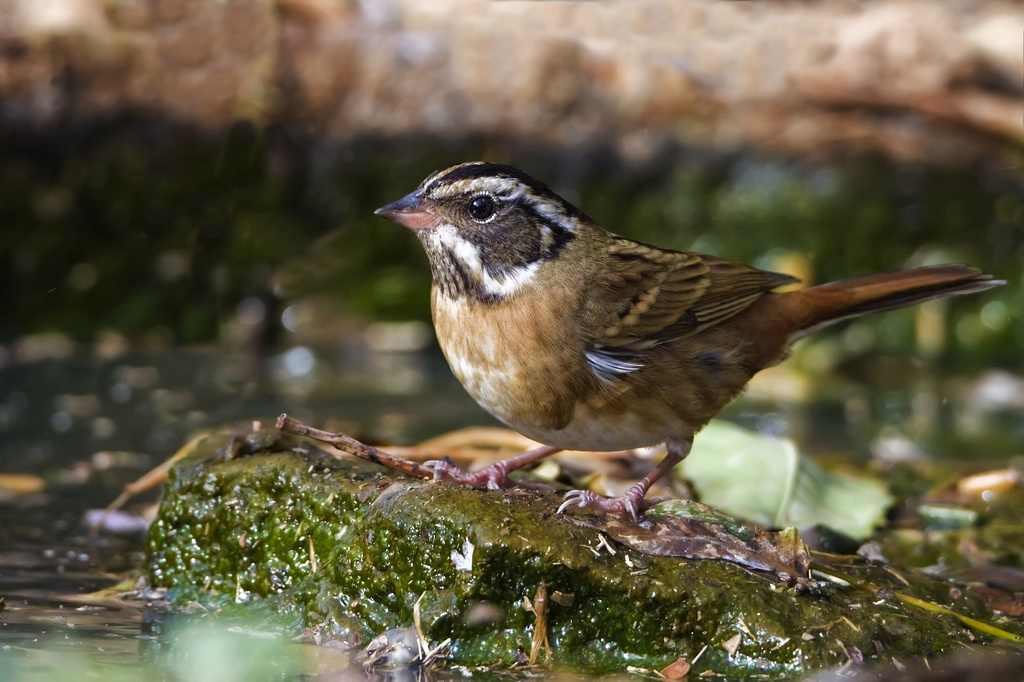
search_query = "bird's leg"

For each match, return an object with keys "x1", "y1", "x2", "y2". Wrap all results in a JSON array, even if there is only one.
[
  {"x1": 427, "y1": 445, "x2": 563, "y2": 490},
  {"x1": 558, "y1": 438, "x2": 692, "y2": 521}
]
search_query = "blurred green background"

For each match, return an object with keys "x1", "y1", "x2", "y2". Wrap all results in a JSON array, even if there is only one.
[{"x1": 3, "y1": 121, "x2": 1020, "y2": 362}]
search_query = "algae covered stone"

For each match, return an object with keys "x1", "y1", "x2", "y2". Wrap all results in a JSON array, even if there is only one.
[{"x1": 147, "y1": 429, "x2": 1024, "y2": 676}]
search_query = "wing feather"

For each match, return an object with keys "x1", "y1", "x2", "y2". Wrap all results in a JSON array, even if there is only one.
[{"x1": 584, "y1": 239, "x2": 799, "y2": 357}]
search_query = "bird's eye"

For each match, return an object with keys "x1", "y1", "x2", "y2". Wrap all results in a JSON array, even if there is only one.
[{"x1": 468, "y1": 195, "x2": 497, "y2": 221}]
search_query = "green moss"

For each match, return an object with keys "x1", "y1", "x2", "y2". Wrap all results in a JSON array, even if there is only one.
[{"x1": 148, "y1": 432, "x2": 1024, "y2": 676}]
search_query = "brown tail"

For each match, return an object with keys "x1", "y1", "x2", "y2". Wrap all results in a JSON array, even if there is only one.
[{"x1": 787, "y1": 265, "x2": 1003, "y2": 339}]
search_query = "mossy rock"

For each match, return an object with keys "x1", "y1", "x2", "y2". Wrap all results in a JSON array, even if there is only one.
[{"x1": 147, "y1": 430, "x2": 1024, "y2": 676}]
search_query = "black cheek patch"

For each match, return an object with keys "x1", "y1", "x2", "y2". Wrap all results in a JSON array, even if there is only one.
[
  {"x1": 476, "y1": 203, "x2": 577, "y2": 275},
  {"x1": 469, "y1": 212, "x2": 544, "y2": 276}
]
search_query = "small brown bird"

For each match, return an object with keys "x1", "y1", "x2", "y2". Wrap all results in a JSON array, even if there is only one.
[{"x1": 375, "y1": 162, "x2": 1002, "y2": 519}]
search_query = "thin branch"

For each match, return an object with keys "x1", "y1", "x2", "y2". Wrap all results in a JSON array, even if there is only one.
[{"x1": 276, "y1": 413, "x2": 434, "y2": 480}]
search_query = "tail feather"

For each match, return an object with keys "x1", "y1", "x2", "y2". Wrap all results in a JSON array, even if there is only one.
[{"x1": 790, "y1": 265, "x2": 1004, "y2": 339}]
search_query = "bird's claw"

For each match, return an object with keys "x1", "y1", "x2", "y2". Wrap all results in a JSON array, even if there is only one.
[
  {"x1": 424, "y1": 458, "x2": 510, "y2": 490},
  {"x1": 557, "y1": 488, "x2": 641, "y2": 521},
  {"x1": 557, "y1": 480, "x2": 669, "y2": 521}
]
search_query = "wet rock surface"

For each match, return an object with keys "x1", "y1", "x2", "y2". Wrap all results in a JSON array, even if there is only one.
[{"x1": 147, "y1": 429, "x2": 1024, "y2": 675}]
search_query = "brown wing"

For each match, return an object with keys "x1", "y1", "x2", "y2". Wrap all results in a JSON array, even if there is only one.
[
  {"x1": 584, "y1": 237, "x2": 799, "y2": 350},
  {"x1": 689, "y1": 255, "x2": 800, "y2": 328}
]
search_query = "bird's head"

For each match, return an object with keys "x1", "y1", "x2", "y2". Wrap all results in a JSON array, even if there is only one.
[{"x1": 375, "y1": 162, "x2": 586, "y2": 302}]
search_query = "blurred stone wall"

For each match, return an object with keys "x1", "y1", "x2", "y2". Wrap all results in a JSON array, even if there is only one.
[{"x1": 1, "y1": 0, "x2": 1020, "y2": 165}]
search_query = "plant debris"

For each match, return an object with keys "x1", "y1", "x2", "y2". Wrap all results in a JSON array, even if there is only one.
[
  {"x1": 572, "y1": 499, "x2": 811, "y2": 585},
  {"x1": 359, "y1": 593, "x2": 450, "y2": 670}
]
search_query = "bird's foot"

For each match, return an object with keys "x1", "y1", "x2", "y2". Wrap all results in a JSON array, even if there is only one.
[
  {"x1": 425, "y1": 445, "x2": 562, "y2": 491},
  {"x1": 557, "y1": 483, "x2": 663, "y2": 521},
  {"x1": 425, "y1": 457, "x2": 513, "y2": 491}
]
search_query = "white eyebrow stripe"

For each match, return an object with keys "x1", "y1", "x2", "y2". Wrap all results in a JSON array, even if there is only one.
[
  {"x1": 429, "y1": 176, "x2": 521, "y2": 199},
  {"x1": 429, "y1": 176, "x2": 579, "y2": 234}
]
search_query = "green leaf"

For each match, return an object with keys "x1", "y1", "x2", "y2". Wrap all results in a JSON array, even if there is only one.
[{"x1": 677, "y1": 421, "x2": 892, "y2": 540}]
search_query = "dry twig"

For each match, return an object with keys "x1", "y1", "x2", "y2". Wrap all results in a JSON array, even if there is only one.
[{"x1": 277, "y1": 413, "x2": 434, "y2": 480}]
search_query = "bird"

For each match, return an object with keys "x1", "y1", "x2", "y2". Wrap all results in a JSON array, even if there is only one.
[{"x1": 374, "y1": 161, "x2": 1003, "y2": 519}]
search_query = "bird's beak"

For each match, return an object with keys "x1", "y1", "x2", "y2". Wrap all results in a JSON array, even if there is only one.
[{"x1": 374, "y1": 190, "x2": 438, "y2": 231}]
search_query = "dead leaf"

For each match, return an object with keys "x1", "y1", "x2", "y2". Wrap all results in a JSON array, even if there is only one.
[
  {"x1": 660, "y1": 656, "x2": 690, "y2": 680},
  {"x1": 570, "y1": 500, "x2": 810, "y2": 584},
  {"x1": 722, "y1": 633, "x2": 741, "y2": 655},
  {"x1": 957, "y1": 468, "x2": 1020, "y2": 498},
  {"x1": 528, "y1": 583, "x2": 551, "y2": 666},
  {"x1": 968, "y1": 585, "x2": 1024, "y2": 617}
]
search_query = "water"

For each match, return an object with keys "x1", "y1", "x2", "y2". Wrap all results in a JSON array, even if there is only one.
[
  {"x1": 0, "y1": 335, "x2": 480, "y2": 680},
  {"x1": 1, "y1": 326, "x2": 1020, "y2": 680}
]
